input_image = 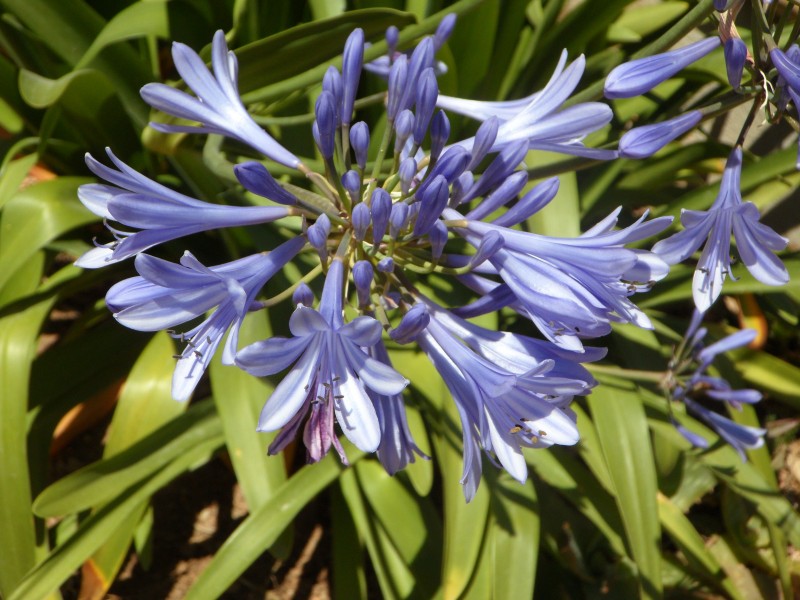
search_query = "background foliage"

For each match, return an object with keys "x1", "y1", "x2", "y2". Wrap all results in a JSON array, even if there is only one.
[{"x1": 0, "y1": 0, "x2": 799, "y2": 598}]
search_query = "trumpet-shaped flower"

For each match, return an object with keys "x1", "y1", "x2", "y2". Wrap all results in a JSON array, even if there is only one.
[
  {"x1": 440, "y1": 51, "x2": 616, "y2": 160},
  {"x1": 444, "y1": 207, "x2": 672, "y2": 351},
  {"x1": 652, "y1": 148, "x2": 788, "y2": 312},
  {"x1": 76, "y1": 149, "x2": 293, "y2": 268},
  {"x1": 235, "y1": 259, "x2": 409, "y2": 458},
  {"x1": 106, "y1": 236, "x2": 306, "y2": 401},
  {"x1": 416, "y1": 302, "x2": 597, "y2": 500},
  {"x1": 140, "y1": 31, "x2": 300, "y2": 168}
]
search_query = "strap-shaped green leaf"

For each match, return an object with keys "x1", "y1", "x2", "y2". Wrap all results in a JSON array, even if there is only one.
[
  {"x1": 185, "y1": 452, "x2": 360, "y2": 600},
  {"x1": 33, "y1": 399, "x2": 221, "y2": 517},
  {"x1": 588, "y1": 377, "x2": 663, "y2": 599}
]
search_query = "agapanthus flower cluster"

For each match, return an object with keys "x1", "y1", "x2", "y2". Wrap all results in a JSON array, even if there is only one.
[
  {"x1": 666, "y1": 310, "x2": 766, "y2": 460},
  {"x1": 76, "y1": 14, "x2": 789, "y2": 499},
  {"x1": 603, "y1": 1, "x2": 793, "y2": 315}
]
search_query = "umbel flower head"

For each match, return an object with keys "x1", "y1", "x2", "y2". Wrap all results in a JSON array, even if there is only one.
[{"x1": 78, "y1": 20, "x2": 679, "y2": 498}]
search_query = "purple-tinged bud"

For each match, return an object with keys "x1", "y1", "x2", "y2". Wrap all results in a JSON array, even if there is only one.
[
  {"x1": 322, "y1": 66, "x2": 343, "y2": 124},
  {"x1": 387, "y1": 55, "x2": 408, "y2": 121},
  {"x1": 604, "y1": 37, "x2": 721, "y2": 99},
  {"x1": 413, "y1": 68, "x2": 439, "y2": 144},
  {"x1": 341, "y1": 169, "x2": 361, "y2": 205},
  {"x1": 416, "y1": 145, "x2": 470, "y2": 198},
  {"x1": 398, "y1": 38, "x2": 434, "y2": 112},
  {"x1": 468, "y1": 230, "x2": 504, "y2": 269},
  {"x1": 724, "y1": 38, "x2": 748, "y2": 89},
  {"x1": 386, "y1": 26, "x2": 399, "y2": 54},
  {"x1": 619, "y1": 110, "x2": 702, "y2": 159},
  {"x1": 352, "y1": 260, "x2": 374, "y2": 307},
  {"x1": 314, "y1": 91, "x2": 337, "y2": 159},
  {"x1": 293, "y1": 282, "x2": 315, "y2": 307},
  {"x1": 430, "y1": 110, "x2": 449, "y2": 161},
  {"x1": 394, "y1": 109, "x2": 414, "y2": 154},
  {"x1": 307, "y1": 213, "x2": 331, "y2": 253},
  {"x1": 462, "y1": 140, "x2": 527, "y2": 203},
  {"x1": 434, "y1": 14, "x2": 457, "y2": 51},
  {"x1": 465, "y1": 171, "x2": 528, "y2": 221},
  {"x1": 491, "y1": 177, "x2": 559, "y2": 227},
  {"x1": 714, "y1": 0, "x2": 733, "y2": 10},
  {"x1": 399, "y1": 157, "x2": 417, "y2": 195},
  {"x1": 771, "y1": 48, "x2": 800, "y2": 95},
  {"x1": 450, "y1": 172, "x2": 473, "y2": 207},
  {"x1": 341, "y1": 28, "x2": 365, "y2": 126},
  {"x1": 389, "y1": 303, "x2": 430, "y2": 344},
  {"x1": 350, "y1": 121, "x2": 370, "y2": 170},
  {"x1": 413, "y1": 175, "x2": 449, "y2": 236},
  {"x1": 370, "y1": 188, "x2": 392, "y2": 244},
  {"x1": 467, "y1": 116, "x2": 499, "y2": 171},
  {"x1": 351, "y1": 202, "x2": 371, "y2": 241},
  {"x1": 389, "y1": 202, "x2": 409, "y2": 238},
  {"x1": 234, "y1": 162, "x2": 297, "y2": 205},
  {"x1": 377, "y1": 257, "x2": 394, "y2": 272},
  {"x1": 429, "y1": 220, "x2": 448, "y2": 260}
]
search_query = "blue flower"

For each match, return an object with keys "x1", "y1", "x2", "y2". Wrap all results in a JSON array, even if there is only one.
[
  {"x1": 416, "y1": 301, "x2": 598, "y2": 500},
  {"x1": 140, "y1": 31, "x2": 300, "y2": 169},
  {"x1": 235, "y1": 258, "x2": 409, "y2": 458},
  {"x1": 76, "y1": 149, "x2": 295, "y2": 268},
  {"x1": 444, "y1": 207, "x2": 672, "y2": 351},
  {"x1": 105, "y1": 236, "x2": 306, "y2": 401},
  {"x1": 670, "y1": 312, "x2": 766, "y2": 460},
  {"x1": 652, "y1": 148, "x2": 788, "y2": 312},
  {"x1": 368, "y1": 340, "x2": 428, "y2": 475},
  {"x1": 439, "y1": 51, "x2": 616, "y2": 160}
]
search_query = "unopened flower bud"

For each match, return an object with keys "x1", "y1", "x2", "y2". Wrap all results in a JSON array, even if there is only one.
[
  {"x1": 724, "y1": 38, "x2": 747, "y2": 89},
  {"x1": 351, "y1": 202, "x2": 371, "y2": 241},
  {"x1": 467, "y1": 116, "x2": 499, "y2": 171},
  {"x1": 389, "y1": 303, "x2": 430, "y2": 343},
  {"x1": 394, "y1": 109, "x2": 414, "y2": 154},
  {"x1": 413, "y1": 68, "x2": 439, "y2": 144},
  {"x1": 413, "y1": 175, "x2": 449, "y2": 236},
  {"x1": 370, "y1": 188, "x2": 392, "y2": 244},
  {"x1": 399, "y1": 157, "x2": 417, "y2": 195},
  {"x1": 314, "y1": 91, "x2": 337, "y2": 159},
  {"x1": 377, "y1": 257, "x2": 394, "y2": 272},
  {"x1": 429, "y1": 220, "x2": 448, "y2": 260},
  {"x1": 293, "y1": 282, "x2": 314, "y2": 307},
  {"x1": 342, "y1": 169, "x2": 361, "y2": 205},
  {"x1": 234, "y1": 162, "x2": 297, "y2": 205},
  {"x1": 434, "y1": 14, "x2": 457, "y2": 51},
  {"x1": 341, "y1": 28, "x2": 365, "y2": 126},
  {"x1": 604, "y1": 37, "x2": 720, "y2": 99},
  {"x1": 387, "y1": 56, "x2": 408, "y2": 121},
  {"x1": 492, "y1": 177, "x2": 559, "y2": 227},
  {"x1": 619, "y1": 111, "x2": 702, "y2": 159},
  {"x1": 352, "y1": 260, "x2": 374, "y2": 307},
  {"x1": 430, "y1": 110, "x2": 450, "y2": 162},
  {"x1": 389, "y1": 202, "x2": 409, "y2": 238},
  {"x1": 350, "y1": 121, "x2": 370, "y2": 170}
]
